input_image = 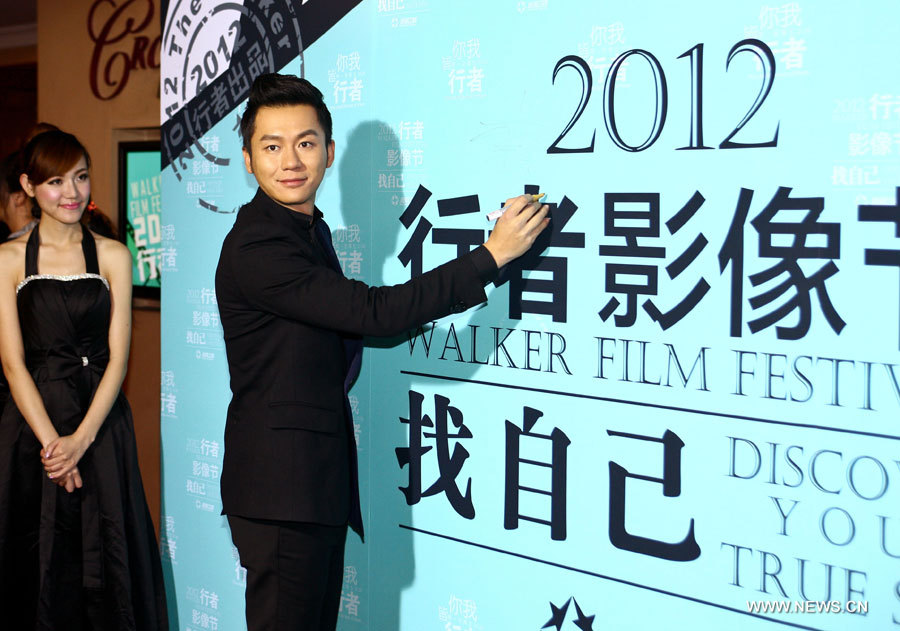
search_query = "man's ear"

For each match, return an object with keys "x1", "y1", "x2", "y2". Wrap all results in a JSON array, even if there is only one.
[
  {"x1": 243, "y1": 148, "x2": 253, "y2": 174},
  {"x1": 326, "y1": 140, "x2": 335, "y2": 169},
  {"x1": 12, "y1": 191, "x2": 28, "y2": 209}
]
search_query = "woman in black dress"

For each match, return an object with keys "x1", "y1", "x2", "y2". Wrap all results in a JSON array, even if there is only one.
[{"x1": 0, "y1": 130, "x2": 167, "y2": 629}]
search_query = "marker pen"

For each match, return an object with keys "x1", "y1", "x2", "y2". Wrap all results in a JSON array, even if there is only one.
[{"x1": 486, "y1": 193, "x2": 545, "y2": 221}]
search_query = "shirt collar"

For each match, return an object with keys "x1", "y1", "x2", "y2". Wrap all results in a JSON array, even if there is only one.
[
  {"x1": 289, "y1": 206, "x2": 324, "y2": 230},
  {"x1": 252, "y1": 188, "x2": 323, "y2": 232},
  {"x1": 8, "y1": 218, "x2": 38, "y2": 241}
]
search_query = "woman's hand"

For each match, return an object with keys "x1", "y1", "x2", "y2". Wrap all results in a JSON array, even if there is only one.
[
  {"x1": 42, "y1": 434, "x2": 91, "y2": 481},
  {"x1": 48, "y1": 467, "x2": 84, "y2": 493}
]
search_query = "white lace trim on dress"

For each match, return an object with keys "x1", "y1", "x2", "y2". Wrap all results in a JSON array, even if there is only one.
[{"x1": 16, "y1": 273, "x2": 110, "y2": 294}]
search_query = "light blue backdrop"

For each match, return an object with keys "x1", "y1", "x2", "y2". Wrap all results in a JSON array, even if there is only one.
[{"x1": 160, "y1": 2, "x2": 900, "y2": 629}]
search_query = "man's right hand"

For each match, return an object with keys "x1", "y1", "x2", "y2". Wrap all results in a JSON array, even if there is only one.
[{"x1": 483, "y1": 195, "x2": 550, "y2": 269}]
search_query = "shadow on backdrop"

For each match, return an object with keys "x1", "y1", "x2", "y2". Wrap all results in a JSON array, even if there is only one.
[
  {"x1": 335, "y1": 120, "x2": 413, "y2": 630},
  {"x1": 336, "y1": 120, "x2": 514, "y2": 629}
]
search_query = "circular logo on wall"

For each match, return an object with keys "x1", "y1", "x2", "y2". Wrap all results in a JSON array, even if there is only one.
[{"x1": 161, "y1": 0, "x2": 303, "y2": 123}]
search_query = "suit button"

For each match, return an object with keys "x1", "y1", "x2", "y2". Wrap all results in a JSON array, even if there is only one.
[{"x1": 451, "y1": 301, "x2": 466, "y2": 314}]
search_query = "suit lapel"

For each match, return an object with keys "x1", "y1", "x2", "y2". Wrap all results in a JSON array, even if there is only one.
[
  {"x1": 314, "y1": 216, "x2": 364, "y2": 390},
  {"x1": 253, "y1": 190, "x2": 365, "y2": 390},
  {"x1": 314, "y1": 219, "x2": 343, "y2": 274}
]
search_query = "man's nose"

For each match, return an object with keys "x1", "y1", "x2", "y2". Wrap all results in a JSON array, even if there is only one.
[{"x1": 282, "y1": 146, "x2": 302, "y2": 169}]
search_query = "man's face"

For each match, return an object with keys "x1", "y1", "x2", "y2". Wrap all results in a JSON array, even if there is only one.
[{"x1": 243, "y1": 104, "x2": 335, "y2": 215}]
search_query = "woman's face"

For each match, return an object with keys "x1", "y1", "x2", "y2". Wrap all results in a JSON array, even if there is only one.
[{"x1": 25, "y1": 156, "x2": 91, "y2": 225}]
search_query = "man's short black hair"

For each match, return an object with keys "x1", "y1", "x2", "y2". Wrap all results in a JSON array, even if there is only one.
[{"x1": 240, "y1": 73, "x2": 333, "y2": 151}]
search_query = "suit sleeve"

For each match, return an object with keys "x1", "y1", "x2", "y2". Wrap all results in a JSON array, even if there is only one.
[{"x1": 229, "y1": 225, "x2": 499, "y2": 337}]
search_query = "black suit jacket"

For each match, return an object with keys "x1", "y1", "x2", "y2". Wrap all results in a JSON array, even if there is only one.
[{"x1": 215, "y1": 189, "x2": 497, "y2": 536}]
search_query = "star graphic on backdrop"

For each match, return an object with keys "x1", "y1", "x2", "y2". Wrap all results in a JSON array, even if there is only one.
[
  {"x1": 542, "y1": 597, "x2": 571, "y2": 631},
  {"x1": 572, "y1": 599, "x2": 595, "y2": 631}
]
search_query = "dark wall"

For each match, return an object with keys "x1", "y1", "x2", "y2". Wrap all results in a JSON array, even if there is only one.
[{"x1": 0, "y1": 64, "x2": 37, "y2": 158}]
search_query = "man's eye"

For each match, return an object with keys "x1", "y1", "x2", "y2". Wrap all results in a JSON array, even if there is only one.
[
  {"x1": 300, "y1": 141, "x2": 313, "y2": 148},
  {"x1": 265, "y1": 145, "x2": 279, "y2": 152}
]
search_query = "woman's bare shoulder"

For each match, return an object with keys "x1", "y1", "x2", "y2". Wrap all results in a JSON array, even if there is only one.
[
  {"x1": 93, "y1": 232, "x2": 130, "y2": 256},
  {"x1": 92, "y1": 232, "x2": 132, "y2": 273}
]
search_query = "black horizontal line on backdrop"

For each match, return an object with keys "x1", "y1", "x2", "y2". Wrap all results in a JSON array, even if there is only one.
[
  {"x1": 398, "y1": 524, "x2": 823, "y2": 631},
  {"x1": 399, "y1": 370, "x2": 899, "y2": 441}
]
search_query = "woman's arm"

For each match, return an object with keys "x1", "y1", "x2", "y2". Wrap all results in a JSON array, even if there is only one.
[
  {"x1": 0, "y1": 242, "x2": 81, "y2": 491},
  {"x1": 42, "y1": 235, "x2": 133, "y2": 479},
  {"x1": 0, "y1": 242, "x2": 61, "y2": 448}
]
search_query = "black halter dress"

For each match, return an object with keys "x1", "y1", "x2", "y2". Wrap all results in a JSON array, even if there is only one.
[{"x1": 0, "y1": 226, "x2": 167, "y2": 630}]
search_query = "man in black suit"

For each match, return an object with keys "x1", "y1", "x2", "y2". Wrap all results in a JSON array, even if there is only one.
[{"x1": 215, "y1": 73, "x2": 548, "y2": 631}]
